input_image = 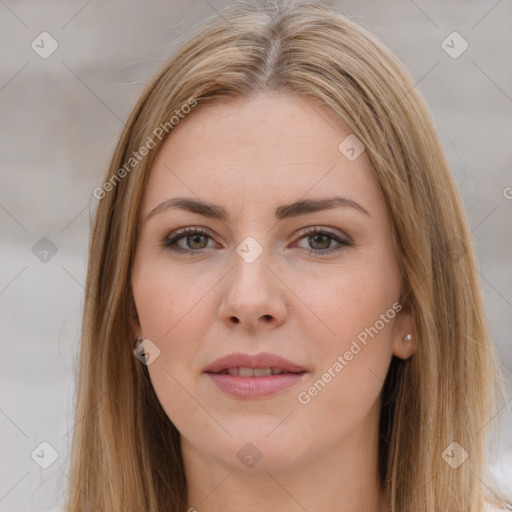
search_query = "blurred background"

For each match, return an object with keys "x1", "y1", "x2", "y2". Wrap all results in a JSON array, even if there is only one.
[{"x1": 0, "y1": 0, "x2": 511, "y2": 509}]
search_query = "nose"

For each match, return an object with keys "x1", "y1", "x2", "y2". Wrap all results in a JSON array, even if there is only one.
[{"x1": 217, "y1": 246, "x2": 288, "y2": 332}]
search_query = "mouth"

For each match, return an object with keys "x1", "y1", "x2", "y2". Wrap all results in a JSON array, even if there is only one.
[
  {"x1": 208, "y1": 367, "x2": 306, "y2": 377},
  {"x1": 203, "y1": 352, "x2": 308, "y2": 398}
]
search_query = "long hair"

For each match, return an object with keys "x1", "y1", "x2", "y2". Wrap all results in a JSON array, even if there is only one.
[{"x1": 65, "y1": 1, "x2": 508, "y2": 510}]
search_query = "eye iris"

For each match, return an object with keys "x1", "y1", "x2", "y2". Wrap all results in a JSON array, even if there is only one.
[
  {"x1": 309, "y1": 233, "x2": 331, "y2": 250},
  {"x1": 187, "y1": 234, "x2": 208, "y2": 249}
]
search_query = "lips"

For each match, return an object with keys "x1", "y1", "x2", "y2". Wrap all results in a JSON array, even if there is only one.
[
  {"x1": 204, "y1": 352, "x2": 308, "y2": 398},
  {"x1": 203, "y1": 352, "x2": 307, "y2": 376}
]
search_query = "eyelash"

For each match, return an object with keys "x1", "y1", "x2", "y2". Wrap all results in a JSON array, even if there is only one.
[{"x1": 162, "y1": 226, "x2": 351, "y2": 256}]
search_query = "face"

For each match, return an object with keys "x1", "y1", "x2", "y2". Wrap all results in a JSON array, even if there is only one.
[{"x1": 131, "y1": 93, "x2": 413, "y2": 475}]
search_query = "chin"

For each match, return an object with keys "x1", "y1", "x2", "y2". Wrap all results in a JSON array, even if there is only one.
[{"x1": 219, "y1": 427, "x2": 307, "y2": 472}]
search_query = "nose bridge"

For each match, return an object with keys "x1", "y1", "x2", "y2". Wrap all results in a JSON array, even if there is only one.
[
  {"x1": 230, "y1": 234, "x2": 272, "y2": 293},
  {"x1": 235, "y1": 233, "x2": 267, "y2": 265},
  {"x1": 218, "y1": 232, "x2": 287, "y2": 328}
]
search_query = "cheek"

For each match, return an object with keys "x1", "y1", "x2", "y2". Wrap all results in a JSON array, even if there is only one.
[
  {"x1": 295, "y1": 304, "x2": 396, "y2": 448},
  {"x1": 132, "y1": 260, "x2": 221, "y2": 432},
  {"x1": 297, "y1": 262, "x2": 400, "y2": 351},
  {"x1": 133, "y1": 260, "x2": 217, "y2": 341},
  {"x1": 146, "y1": 364, "x2": 221, "y2": 451},
  {"x1": 293, "y1": 266, "x2": 399, "y2": 420}
]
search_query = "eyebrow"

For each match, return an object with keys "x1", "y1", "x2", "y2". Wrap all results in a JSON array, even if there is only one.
[{"x1": 146, "y1": 196, "x2": 370, "y2": 222}]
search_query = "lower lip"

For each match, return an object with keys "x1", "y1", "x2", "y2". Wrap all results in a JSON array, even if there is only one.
[{"x1": 205, "y1": 372, "x2": 307, "y2": 398}]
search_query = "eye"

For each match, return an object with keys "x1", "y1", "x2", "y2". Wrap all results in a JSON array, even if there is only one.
[
  {"x1": 163, "y1": 227, "x2": 217, "y2": 254},
  {"x1": 294, "y1": 227, "x2": 351, "y2": 256},
  {"x1": 163, "y1": 226, "x2": 351, "y2": 256}
]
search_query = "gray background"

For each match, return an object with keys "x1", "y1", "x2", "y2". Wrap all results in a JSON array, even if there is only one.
[{"x1": 0, "y1": 0, "x2": 511, "y2": 509}]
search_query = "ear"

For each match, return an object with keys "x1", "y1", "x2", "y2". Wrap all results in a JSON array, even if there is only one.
[{"x1": 391, "y1": 308, "x2": 415, "y2": 360}]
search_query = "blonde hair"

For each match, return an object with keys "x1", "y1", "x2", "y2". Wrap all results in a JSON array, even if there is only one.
[{"x1": 65, "y1": 1, "x2": 509, "y2": 510}]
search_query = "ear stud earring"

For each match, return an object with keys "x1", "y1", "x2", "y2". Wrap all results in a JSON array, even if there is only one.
[{"x1": 403, "y1": 334, "x2": 412, "y2": 342}]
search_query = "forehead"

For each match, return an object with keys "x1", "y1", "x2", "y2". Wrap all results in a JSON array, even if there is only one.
[{"x1": 142, "y1": 93, "x2": 381, "y2": 217}]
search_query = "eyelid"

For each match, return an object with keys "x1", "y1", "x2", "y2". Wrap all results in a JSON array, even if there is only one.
[
  {"x1": 295, "y1": 225, "x2": 352, "y2": 243},
  {"x1": 165, "y1": 225, "x2": 351, "y2": 241},
  {"x1": 164, "y1": 226, "x2": 219, "y2": 247}
]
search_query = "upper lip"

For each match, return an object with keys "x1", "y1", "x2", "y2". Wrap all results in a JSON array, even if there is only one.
[{"x1": 203, "y1": 352, "x2": 307, "y2": 374}]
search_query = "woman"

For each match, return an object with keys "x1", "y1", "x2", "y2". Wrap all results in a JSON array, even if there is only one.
[{"x1": 66, "y1": 1, "x2": 510, "y2": 510}]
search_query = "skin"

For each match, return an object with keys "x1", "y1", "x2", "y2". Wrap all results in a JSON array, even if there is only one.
[{"x1": 131, "y1": 92, "x2": 414, "y2": 512}]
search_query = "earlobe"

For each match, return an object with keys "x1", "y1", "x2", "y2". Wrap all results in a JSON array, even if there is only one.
[
  {"x1": 392, "y1": 309, "x2": 415, "y2": 359},
  {"x1": 393, "y1": 332, "x2": 415, "y2": 359}
]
